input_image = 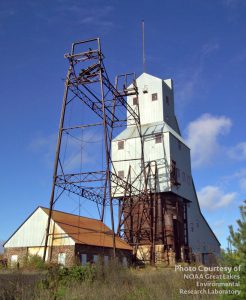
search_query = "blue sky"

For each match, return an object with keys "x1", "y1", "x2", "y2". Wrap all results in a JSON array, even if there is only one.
[{"x1": 0, "y1": 0, "x2": 246, "y2": 251}]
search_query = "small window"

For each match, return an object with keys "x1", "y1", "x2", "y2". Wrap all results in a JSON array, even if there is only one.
[
  {"x1": 178, "y1": 141, "x2": 182, "y2": 150},
  {"x1": 133, "y1": 97, "x2": 138, "y2": 105},
  {"x1": 93, "y1": 255, "x2": 98, "y2": 263},
  {"x1": 122, "y1": 257, "x2": 128, "y2": 267},
  {"x1": 118, "y1": 141, "x2": 124, "y2": 150},
  {"x1": 58, "y1": 253, "x2": 66, "y2": 266},
  {"x1": 190, "y1": 223, "x2": 194, "y2": 232},
  {"x1": 104, "y1": 255, "x2": 109, "y2": 265},
  {"x1": 166, "y1": 96, "x2": 169, "y2": 104},
  {"x1": 152, "y1": 93, "x2": 158, "y2": 101},
  {"x1": 170, "y1": 160, "x2": 178, "y2": 185},
  {"x1": 11, "y1": 255, "x2": 18, "y2": 262},
  {"x1": 182, "y1": 172, "x2": 186, "y2": 182},
  {"x1": 118, "y1": 170, "x2": 124, "y2": 178},
  {"x1": 155, "y1": 134, "x2": 162, "y2": 144},
  {"x1": 187, "y1": 175, "x2": 191, "y2": 185},
  {"x1": 81, "y1": 254, "x2": 87, "y2": 265},
  {"x1": 11, "y1": 255, "x2": 18, "y2": 266}
]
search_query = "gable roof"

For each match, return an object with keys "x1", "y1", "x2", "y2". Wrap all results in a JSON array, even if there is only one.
[
  {"x1": 136, "y1": 72, "x2": 163, "y2": 82},
  {"x1": 41, "y1": 207, "x2": 132, "y2": 250},
  {"x1": 112, "y1": 121, "x2": 188, "y2": 148}
]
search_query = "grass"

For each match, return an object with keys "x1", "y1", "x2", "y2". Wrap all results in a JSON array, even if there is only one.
[{"x1": 0, "y1": 260, "x2": 221, "y2": 300}]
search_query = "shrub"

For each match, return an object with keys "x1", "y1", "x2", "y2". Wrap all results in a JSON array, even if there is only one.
[
  {"x1": 56, "y1": 265, "x2": 96, "y2": 286},
  {"x1": 22, "y1": 254, "x2": 46, "y2": 270}
]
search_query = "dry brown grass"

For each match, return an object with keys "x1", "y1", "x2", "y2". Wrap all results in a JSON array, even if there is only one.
[
  {"x1": 0, "y1": 263, "x2": 220, "y2": 300},
  {"x1": 54, "y1": 266, "x2": 218, "y2": 300}
]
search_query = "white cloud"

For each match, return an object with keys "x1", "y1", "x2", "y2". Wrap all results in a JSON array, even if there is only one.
[
  {"x1": 176, "y1": 41, "x2": 219, "y2": 107},
  {"x1": 29, "y1": 129, "x2": 103, "y2": 171},
  {"x1": 51, "y1": 2, "x2": 114, "y2": 29},
  {"x1": 63, "y1": 147, "x2": 94, "y2": 171},
  {"x1": 239, "y1": 177, "x2": 246, "y2": 191},
  {"x1": 228, "y1": 142, "x2": 246, "y2": 160},
  {"x1": 29, "y1": 133, "x2": 57, "y2": 166},
  {"x1": 198, "y1": 185, "x2": 237, "y2": 210},
  {"x1": 230, "y1": 50, "x2": 246, "y2": 64},
  {"x1": 222, "y1": 168, "x2": 246, "y2": 192},
  {"x1": 224, "y1": 0, "x2": 245, "y2": 7},
  {"x1": 185, "y1": 114, "x2": 232, "y2": 167},
  {"x1": 214, "y1": 219, "x2": 225, "y2": 228},
  {"x1": 201, "y1": 42, "x2": 220, "y2": 56},
  {"x1": 176, "y1": 67, "x2": 202, "y2": 104}
]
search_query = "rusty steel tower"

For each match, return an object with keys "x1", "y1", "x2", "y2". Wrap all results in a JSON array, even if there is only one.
[{"x1": 43, "y1": 38, "x2": 158, "y2": 263}]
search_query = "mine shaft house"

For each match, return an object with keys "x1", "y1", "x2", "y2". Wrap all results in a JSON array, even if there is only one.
[
  {"x1": 3, "y1": 207, "x2": 132, "y2": 267},
  {"x1": 111, "y1": 73, "x2": 221, "y2": 265}
]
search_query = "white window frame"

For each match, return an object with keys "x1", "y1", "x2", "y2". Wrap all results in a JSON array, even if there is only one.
[
  {"x1": 133, "y1": 97, "x2": 138, "y2": 105},
  {"x1": 122, "y1": 256, "x2": 128, "y2": 267},
  {"x1": 155, "y1": 133, "x2": 162, "y2": 144},
  {"x1": 93, "y1": 255, "x2": 98, "y2": 263},
  {"x1": 152, "y1": 93, "x2": 158, "y2": 101},
  {"x1": 81, "y1": 254, "x2": 87, "y2": 266},
  {"x1": 104, "y1": 255, "x2": 109, "y2": 265},
  {"x1": 11, "y1": 255, "x2": 18, "y2": 266},
  {"x1": 118, "y1": 170, "x2": 124, "y2": 178},
  {"x1": 58, "y1": 252, "x2": 66, "y2": 266},
  {"x1": 118, "y1": 141, "x2": 124, "y2": 150}
]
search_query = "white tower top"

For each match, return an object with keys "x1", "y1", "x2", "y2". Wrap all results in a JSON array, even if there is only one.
[{"x1": 127, "y1": 73, "x2": 180, "y2": 134}]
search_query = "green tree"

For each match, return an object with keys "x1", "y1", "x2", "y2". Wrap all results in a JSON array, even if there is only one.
[{"x1": 222, "y1": 200, "x2": 246, "y2": 299}]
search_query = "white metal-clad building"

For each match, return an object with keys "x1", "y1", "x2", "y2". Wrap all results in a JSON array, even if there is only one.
[
  {"x1": 111, "y1": 73, "x2": 220, "y2": 264},
  {"x1": 3, "y1": 207, "x2": 132, "y2": 267}
]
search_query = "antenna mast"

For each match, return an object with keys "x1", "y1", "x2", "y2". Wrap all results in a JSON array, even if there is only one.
[{"x1": 142, "y1": 20, "x2": 146, "y2": 73}]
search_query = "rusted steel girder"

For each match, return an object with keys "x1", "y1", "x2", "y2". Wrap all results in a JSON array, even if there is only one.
[{"x1": 43, "y1": 38, "x2": 141, "y2": 262}]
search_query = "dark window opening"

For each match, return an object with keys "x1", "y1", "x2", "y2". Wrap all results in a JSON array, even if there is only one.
[
  {"x1": 143, "y1": 85, "x2": 148, "y2": 93},
  {"x1": 190, "y1": 223, "x2": 194, "y2": 232},
  {"x1": 133, "y1": 97, "x2": 138, "y2": 105},
  {"x1": 118, "y1": 170, "x2": 124, "y2": 178},
  {"x1": 155, "y1": 133, "x2": 162, "y2": 143},
  {"x1": 166, "y1": 96, "x2": 169, "y2": 104},
  {"x1": 152, "y1": 93, "x2": 158, "y2": 101},
  {"x1": 170, "y1": 160, "x2": 180, "y2": 186},
  {"x1": 118, "y1": 141, "x2": 124, "y2": 150}
]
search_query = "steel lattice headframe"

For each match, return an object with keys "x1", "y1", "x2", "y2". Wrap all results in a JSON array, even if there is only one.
[{"x1": 43, "y1": 38, "x2": 159, "y2": 264}]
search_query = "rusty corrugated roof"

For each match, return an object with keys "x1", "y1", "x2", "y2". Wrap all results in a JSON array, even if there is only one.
[{"x1": 41, "y1": 207, "x2": 132, "y2": 250}]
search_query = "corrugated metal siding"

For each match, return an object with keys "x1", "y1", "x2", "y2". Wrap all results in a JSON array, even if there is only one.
[
  {"x1": 127, "y1": 73, "x2": 164, "y2": 126},
  {"x1": 187, "y1": 183, "x2": 221, "y2": 254},
  {"x1": 4, "y1": 208, "x2": 75, "y2": 248},
  {"x1": 112, "y1": 129, "x2": 191, "y2": 196},
  {"x1": 169, "y1": 133, "x2": 193, "y2": 200},
  {"x1": 112, "y1": 72, "x2": 220, "y2": 256}
]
